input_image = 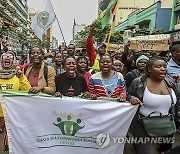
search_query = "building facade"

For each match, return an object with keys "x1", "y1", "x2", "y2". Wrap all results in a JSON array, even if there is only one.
[
  {"x1": 116, "y1": 1, "x2": 172, "y2": 34},
  {"x1": 98, "y1": 0, "x2": 172, "y2": 30},
  {"x1": 170, "y1": 0, "x2": 180, "y2": 31},
  {"x1": 72, "y1": 23, "x2": 86, "y2": 44},
  {"x1": 0, "y1": 0, "x2": 28, "y2": 54}
]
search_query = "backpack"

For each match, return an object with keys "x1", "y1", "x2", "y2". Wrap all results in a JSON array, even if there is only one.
[
  {"x1": 131, "y1": 69, "x2": 141, "y2": 78},
  {"x1": 24, "y1": 64, "x2": 48, "y2": 84}
]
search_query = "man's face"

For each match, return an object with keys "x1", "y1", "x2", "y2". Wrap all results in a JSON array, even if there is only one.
[
  {"x1": 67, "y1": 45, "x2": 75, "y2": 56},
  {"x1": 173, "y1": 50, "x2": 180, "y2": 64},
  {"x1": 134, "y1": 50, "x2": 141, "y2": 57},
  {"x1": 98, "y1": 45, "x2": 106, "y2": 55}
]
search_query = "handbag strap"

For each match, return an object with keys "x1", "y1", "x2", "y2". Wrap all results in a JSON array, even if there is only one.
[{"x1": 164, "y1": 80, "x2": 175, "y2": 115}]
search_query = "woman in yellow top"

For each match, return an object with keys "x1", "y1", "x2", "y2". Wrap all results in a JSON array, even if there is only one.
[{"x1": 0, "y1": 51, "x2": 31, "y2": 151}]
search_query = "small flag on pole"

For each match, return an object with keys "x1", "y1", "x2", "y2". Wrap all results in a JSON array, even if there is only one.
[
  {"x1": 31, "y1": 0, "x2": 56, "y2": 40},
  {"x1": 101, "y1": 0, "x2": 118, "y2": 30}
]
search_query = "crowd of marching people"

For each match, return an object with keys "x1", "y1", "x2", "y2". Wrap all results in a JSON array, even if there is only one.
[{"x1": 0, "y1": 25, "x2": 180, "y2": 154}]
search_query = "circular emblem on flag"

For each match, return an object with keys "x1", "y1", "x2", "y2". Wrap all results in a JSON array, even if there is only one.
[{"x1": 37, "y1": 11, "x2": 49, "y2": 29}]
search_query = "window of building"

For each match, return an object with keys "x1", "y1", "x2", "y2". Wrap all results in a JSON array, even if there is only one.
[{"x1": 177, "y1": 11, "x2": 180, "y2": 24}]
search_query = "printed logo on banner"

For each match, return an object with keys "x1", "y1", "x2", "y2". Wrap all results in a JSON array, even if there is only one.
[
  {"x1": 37, "y1": 11, "x2": 49, "y2": 29},
  {"x1": 53, "y1": 115, "x2": 84, "y2": 136},
  {"x1": 36, "y1": 113, "x2": 111, "y2": 149}
]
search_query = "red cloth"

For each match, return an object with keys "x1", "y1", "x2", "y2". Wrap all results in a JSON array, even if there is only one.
[
  {"x1": 86, "y1": 36, "x2": 97, "y2": 67},
  {"x1": 111, "y1": 3, "x2": 117, "y2": 13},
  {"x1": 84, "y1": 71, "x2": 91, "y2": 88}
]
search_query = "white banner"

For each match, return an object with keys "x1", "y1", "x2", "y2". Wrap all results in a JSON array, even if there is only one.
[
  {"x1": 1, "y1": 92, "x2": 138, "y2": 154},
  {"x1": 31, "y1": 0, "x2": 56, "y2": 40}
]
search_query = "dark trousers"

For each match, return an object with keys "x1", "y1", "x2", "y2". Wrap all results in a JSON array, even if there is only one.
[{"x1": 130, "y1": 116, "x2": 172, "y2": 154}]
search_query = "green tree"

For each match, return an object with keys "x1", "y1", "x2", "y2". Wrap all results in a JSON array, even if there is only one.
[
  {"x1": 107, "y1": 31, "x2": 123, "y2": 44},
  {"x1": 74, "y1": 17, "x2": 110, "y2": 48},
  {"x1": 74, "y1": 17, "x2": 123, "y2": 48}
]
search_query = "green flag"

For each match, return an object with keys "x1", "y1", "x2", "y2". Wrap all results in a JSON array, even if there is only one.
[{"x1": 101, "y1": 0, "x2": 118, "y2": 29}]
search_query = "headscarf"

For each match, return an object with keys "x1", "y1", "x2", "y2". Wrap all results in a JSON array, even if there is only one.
[
  {"x1": 0, "y1": 51, "x2": 16, "y2": 79},
  {"x1": 136, "y1": 55, "x2": 149, "y2": 66}
]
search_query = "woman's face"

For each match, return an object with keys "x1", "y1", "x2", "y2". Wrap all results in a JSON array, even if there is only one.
[
  {"x1": 54, "y1": 53, "x2": 63, "y2": 65},
  {"x1": 65, "y1": 57, "x2": 77, "y2": 78},
  {"x1": 77, "y1": 58, "x2": 87, "y2": 73},
  {"x1": 29, "y1": 48, "x2": 43, "y2": 64},
  {"x1": 100, "y1": 55, "x2": 113, "y2": 73},
  {"x1": 112, "y1": 60, "x2": 123, "y2": 72},
  {"x1": 137, "y1": 59, "x2": 148, "y2": 70},
  {"x1": 1, "y1": 52, "x2": 14, "y2": 68},
  {"x1": 149, "y1": 59, "x2": 167, "y2": 81}
]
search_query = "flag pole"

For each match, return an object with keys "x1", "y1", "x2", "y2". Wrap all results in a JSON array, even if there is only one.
[
  {"x1": 105, "y1": 0, "x2": 120, "y2": 53},
  {"x1": 55, "y1": 15, "x2": 66, "y2": 46},
  {"x1": 48, "y1": 0, "x2": 66, "y2": 46}
]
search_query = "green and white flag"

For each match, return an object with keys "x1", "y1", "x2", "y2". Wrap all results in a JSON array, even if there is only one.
[
  {"x1": 31, "y1": 0, "x2": 56, "y2": 40},
  {"x1": 1, "y1": 91, "x2": 138, "y2": 154}
]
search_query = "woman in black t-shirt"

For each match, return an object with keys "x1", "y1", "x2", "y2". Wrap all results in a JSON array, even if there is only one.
[{"x1": 54, "y1": 56, "x2": 89, "y2": 98}]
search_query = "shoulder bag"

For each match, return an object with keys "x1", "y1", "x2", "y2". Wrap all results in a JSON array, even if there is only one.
[{"x1": 139, "y1": 82, "x2": 176, "y2": 137}]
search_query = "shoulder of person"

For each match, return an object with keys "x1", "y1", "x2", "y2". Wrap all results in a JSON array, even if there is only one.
[
  {"x1": 47, "y1": 64, "x2": 55, "y2": 70},
  {"x1": 90, "y1": 72, "x2": 101, "y2": 79},
  {"x1": 76, "y1": 73, "x2": 85, "y2": 79},
  {"x1": 164, "y1": 76, "x2": 176, "y2": 88},
  {"x1": 57, "y1": 72, "x2": 66, "y2": 78},
  {"x1": 125, "y1": 70, "x2": 136, "y2": 76},
  {"x1": 131, "y1": 74, "x2": 146, "y2": 86},
  {"x1": 116, "y1": 72, "x2": 124, "y2": 79}
]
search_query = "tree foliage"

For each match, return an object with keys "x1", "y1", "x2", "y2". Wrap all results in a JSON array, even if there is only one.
[{"x1": 74, "y1": 17, "x2": 123, "y2": 48}]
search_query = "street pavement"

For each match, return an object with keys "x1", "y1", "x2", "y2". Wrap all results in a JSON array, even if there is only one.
[
  {"x1": 0, "y1": 132, "x2": 180, "y2": 154},
  {"x1": 124, "y1": 134, "x2": 180, "y2": 154}
]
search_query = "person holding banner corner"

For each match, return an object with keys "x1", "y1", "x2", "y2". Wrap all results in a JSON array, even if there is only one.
[
  {"x1": 128, "y1": 57, "x2": 179, "y2": 154},
  {"x1": 0, "y1": 51, "x2": 31, "y2": 151}
]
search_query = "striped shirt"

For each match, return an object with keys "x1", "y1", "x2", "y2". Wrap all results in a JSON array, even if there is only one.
[{"x1": 89, "y1": 72, "x2": 126, "y2": 98}]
